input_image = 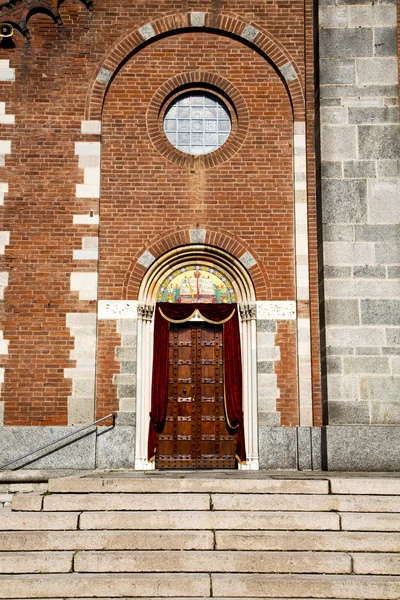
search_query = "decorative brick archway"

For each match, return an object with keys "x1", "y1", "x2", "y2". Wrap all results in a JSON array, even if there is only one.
[
  {"x1": 123, "y1": 226, "x2": 271, "y2": 302},
  {"x1": 85, "y1": 12, "x2": 305, "y2": 121}
]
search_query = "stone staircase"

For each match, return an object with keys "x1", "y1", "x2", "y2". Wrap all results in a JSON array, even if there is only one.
[{"x1": 1, "y1": 473, "x2": 400, "y2": 598}]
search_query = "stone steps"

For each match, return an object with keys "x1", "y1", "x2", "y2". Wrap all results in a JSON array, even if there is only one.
[{"x1": 1, "y1": 474, "x2": 400, "y2": 598}]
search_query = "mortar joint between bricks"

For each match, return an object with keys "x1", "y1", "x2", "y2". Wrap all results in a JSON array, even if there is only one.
[
  {"x1": 209, "y1": 493, "x2": 214, "y2": 511},
  {"x1": 77, "y1": 511, "x2": 83, "y2": 530}
]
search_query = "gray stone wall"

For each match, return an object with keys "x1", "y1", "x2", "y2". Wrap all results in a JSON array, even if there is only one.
[{"x1": 319, "y1": 0, "x2": 400, "y2": 424}]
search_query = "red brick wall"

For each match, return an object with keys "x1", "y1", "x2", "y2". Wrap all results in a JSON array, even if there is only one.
[{"x1": 0, "y1": 0, "x2": 317, "y2": 426}]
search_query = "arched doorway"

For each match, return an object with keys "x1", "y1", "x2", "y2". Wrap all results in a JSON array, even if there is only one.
[{"x1": 134, "y1": 244, "x2": 259, "y2": 470}]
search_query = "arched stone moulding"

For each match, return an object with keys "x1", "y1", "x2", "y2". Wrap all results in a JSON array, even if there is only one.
[
  {"x1": 133, "y1": 244, "x2": 259, "y2": 471},
  {"x1": 84, "y1": 11, "x2": 305, "y2": 122}
]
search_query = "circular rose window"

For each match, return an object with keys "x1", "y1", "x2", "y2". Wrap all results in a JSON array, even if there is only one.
[{"x1": 163, "y1": 92, "x2": 232, "y2": 155}]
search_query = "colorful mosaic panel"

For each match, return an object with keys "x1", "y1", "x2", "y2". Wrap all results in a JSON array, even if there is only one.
[{"x1": 157, "y1": 265, "x2": 236, "y2": 304}]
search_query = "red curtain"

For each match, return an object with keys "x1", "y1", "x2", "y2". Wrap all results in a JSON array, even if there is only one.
[{"x1": 148, "y1": 302, "x2": 246, "y2": 464}]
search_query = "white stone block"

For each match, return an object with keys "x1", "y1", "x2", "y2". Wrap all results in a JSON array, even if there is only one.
[
  {"x1": 83, "y1": 168, "x2": 100, "y2": 186},
  {"x1": 326, "y1": 279, "x2": 400, "y2": 299},
  {"x1": 326, "y1": 327, "x2": 385, "y2": 347},
  {"x1": 294, "y1": 154, "x2": 306, "y2": 172},
  {"x1": 239, "y1": 251, "x2": 257, "y2": 269},
  {"x1": 73, "y1": 214, "x2": 99, "y2": 225},
  {"x1": 98, "y1": 300, "x2": 138, "y2": 319},
  {"x1": 82, "y1": 237, "x2": 98, "y2": 250},
  {"x1": 73, "y1": 250, "x2": 98, "y2": 261},
  {"x1": 357, "y1": 58, "x2": 398, "y2": 86},
  {"x1": 324, "y1": 242, "x2": 375, "y2": 266},
  {"x1": 66, "y1": 313, "x2": 97, "y2": 328},
  {"x1": 294, "y1": 134, "x2": 306, "y2": 148},
  {"x1": 321, "y1": 126, "x2": 357, "y2": 161},
  {"x1": 190, "y1": 12, "x2": 205, "y2": 26},
  {"x1": 0, "y1": 339, "x2": 9, "y2": 354},
  {"x1": 0, "y1": 232, "x2": 10, "y2": 246},
  {"x1": 296, "y1": 234, "x2": 309, "y2": 255},
  {"x1": 319, "y1": 6, "x2": 349, "y2": 27},
  {"x1": 368, "y1": 180, "x2": 400, "y2": 225},
  {"x1": 0, "y1": 68, "x2": 15, "y2": 81},
  {"x1": 0, "y1": 141, "x2": 11, "y2": 154},
  {"x1": 294, "y1": 122, "x2": 306, "y2": 135},
  {"x1": 327, "y1": 375, "x2": 359, "y2": 400},
  {"x1": 320, "y1": 107, "x2": 348, "y2": 125},
  {"x1": 79, "y1": 290, "x2": 97, "y2": 300},
  {"x1": 76, "y1": 184, "x2": 100, "y2": 198},
  {"x1": 139, "y1": 23, "x2": 156, "y2": 40},
  {"x1": 64, "y1": 368, "x2": 95, "y2": 380},
  {"x1": 138, "y1": 250, "x2": 155, "y2": 269},
  {"x1": 256, "y1": 301, "x2": 296, "y2": 320},
  {"x1": 70, "y1": 273, "x2": 98, "y2": 301},
  {"x1": 341, "y1": 97, "x2": 383, "y2": 108},
  {"x1": 257, "y1": 346, "x2": 280, "y2": 361},
  {"x1": 295, "y1": 203, "x2": 308, "y2": 225},
  {"x1": 79, "y1": 154, "x2": 101, "y2": 168},
  {"x1": 81, "y1": 120, "x2": 101, "y2": 135},
  {"x1": 0, "y1": 368, "x2": 4, "y2": 383},
  {"x1": 349, "y1": 5, "x2": 397, "y2": 27},
  {"x1": 75, "y1": 142, "x2": 101, "y2": 156},
  {"x1": 0, "y1": 114, "x2": 14, "y2": 125},
  {"x1": 0, "y1": 183, "x2": 8, "y2": 206}
]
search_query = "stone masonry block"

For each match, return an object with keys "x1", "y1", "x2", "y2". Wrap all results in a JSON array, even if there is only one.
[
  {"x1": 327, "y1": 375, "x2": 359, "y2": 400},
  {"x1": 319, "y1": 6, "x2": 349, "y2": 27},
  {"x1": 257, "y1": 320, "x2": 276, "y2": 332},
  {"x1": 375, "y1": 243, "x2": 400, "y2": 264},
  {"x1": 348, "y1": 108, "x2": 399, "y2": 125},
  {"x1": 320, "y1": 28, "x2": 373, "y2": 58},
  {"x1": 325, "y1": 300, "x2": 360, "y2": 326},
  {"x1": 326, "y1": 327, "x2": 385, "y2": 347},
  {"x1": 361, "y1": 300, "x2": 400, "y2": 325},
  {"x1": 325, "y1": 280, "x2": 400, "y2": 299},
  {"x1": 344, "y1": 356, "x2": 390, "y2": 375},
  {"x1": 322, "y1": 84, "x2": 397, "y2": 99},
  {"x1": 322, "y1": 224, "x2": 354, "y2": 242},
  {"x1": 357, "y1": 58, "x2": 398, "y2": 86},
  {"x1": 349, "y1": 5, "x2": 397, "y2": 27},
  {"x1": 323, "y1": 242, "x2": 374, "y2": 266},
  {"x1": 377, "y1": 160, "x2": 399, "y2": 178},
  {"x1": 328, "y1": 401, "x2": 370, "y2": 425},
  {"x1": 389, "y1": 267, "x2": 400, "y2": 278},
  {"x1": 359, "y1": 125, "x2": 400, "y2": 160},
  {"x1": 326, "y1": 356, "x2": 342, "y2": 374},
  {"x1": 374, "y1": 28, "x2": 398, "y2": 57},
  {"x1": 320, "y1": 59, "x2": 355, "y2": 85},
  {"x1": 355, "y1": 224, "x2": 399, "y2": 242},
  {"x1": 321, "y1": 180, "x2": 367, "y2": 223},
  {"x1": 321, "y1": 162, "x2": 343, "y2": 179},
  {"x1": 321, "y1": 108, "x2": 347, "y2": 125},
  {"x1": 386, "y1": 329, "x2": 400, "y2": 346},
  {"x1": 371, "y1": 402, "x2": 400, "y2": 424},
  {"x1": 325, "y1": 266, "x2": 352, "y2": 278},
  {"x1": 360, "y1": 376, "x2": 400, "y2": 401},
  {"x1": 368, "y1": 181, "x2": 400, "y2": 224},
  {"x1": 343, "y1": 161, "x2": 375, "y2": 178},
  {"x1": 353, "y1": 266, "x2": 386, "y2": 278},
  {"x1": 321, "y1": 126, "x2": 357, "y2": 161}
]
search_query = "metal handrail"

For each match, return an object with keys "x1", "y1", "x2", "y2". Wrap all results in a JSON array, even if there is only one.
[{"x1": 0, "y1": 413, "x2": 116, "y2": 470}]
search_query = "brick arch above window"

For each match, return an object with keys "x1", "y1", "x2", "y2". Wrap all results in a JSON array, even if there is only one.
[
  {"x1": 85, "y1": 12, "x2": 305, "y2": 121},
  {"x1": 122, "y1": 226, "x2": 271, "y2": 301}
]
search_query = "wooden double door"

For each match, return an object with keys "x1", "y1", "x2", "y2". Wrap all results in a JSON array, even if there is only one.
[{"x1": 156, "y1": 321, "x2": 237, "y2": 469}]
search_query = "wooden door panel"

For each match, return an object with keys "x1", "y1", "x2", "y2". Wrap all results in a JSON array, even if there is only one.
[{"x1": 156, "y1": 321, "x2": 237, "y2": 469}]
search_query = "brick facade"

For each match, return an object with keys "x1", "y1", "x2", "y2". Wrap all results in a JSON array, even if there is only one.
[{"x1": 0, "y1": 0, "x2": 398, "y2": 471}]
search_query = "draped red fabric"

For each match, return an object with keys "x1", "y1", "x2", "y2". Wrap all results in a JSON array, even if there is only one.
[{"x1": 148, "y1": 302, "x2": 246, "y2": 463}]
